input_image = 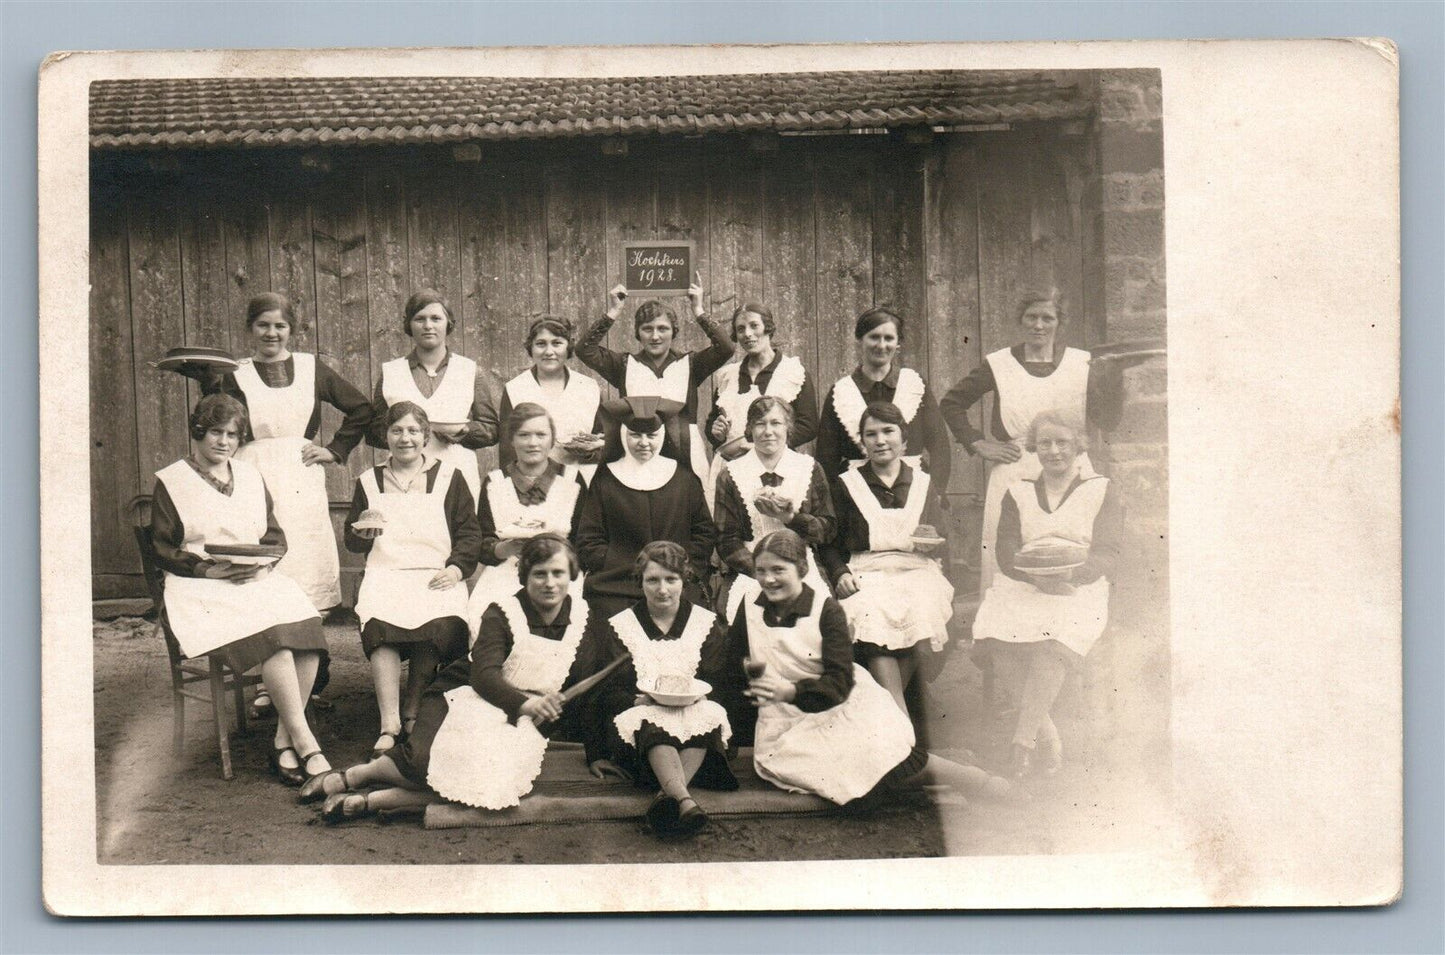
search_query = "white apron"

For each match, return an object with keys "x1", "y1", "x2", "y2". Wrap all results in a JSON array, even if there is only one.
[
  {"x1": 721, "y1": 447, "x2": 830, "y2": 623},
  {"x1": 232, "y1": 354, "x2": 341, "y2": 610},
  {"x1": 381, "y1": 354, "x2": 483, "y2": 503},
  {"x1": 979, "y1": 346, "x2": 1093, "y2": 591},
  {"x1": 830, "y1": 367, "x2": 926, "y2": 472},
  {"x1": 465, "y1": 467, "x2": 585, "y2": 643},
  {"x1": 835, "y1": 465, "x2": 953, "y2": 651},
  {"x1": 610, "y1": 605, "x2": 730, "y2": 748},
  {"x1": 353, "y1": 461, "x2": 469, "y2": 631},
  {"x1": 427, "y1": 596, "x2": 590, "y2": 810},
  {"x1": 703, "y1": 355, "x2": 806, "y2": 511},
  {"x1": 974, "y1": 475, "x2": 1111, "y2": 657},
  {"x1": 746, "y1": 596, "x2": 915, "y2": 804},
  {"x1": 155, "y1": 459, "x2": 319, "y2": 659},
  {"x1": 624, "y1": 353, "x2": 709, "y2": 485},
  {"x1": 504, "y1": 369, "x2": 602, "y2": 484}
]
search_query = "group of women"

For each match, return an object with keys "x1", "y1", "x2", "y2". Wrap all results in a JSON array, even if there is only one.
[{"x1": 148, "y1": 278, "x2": 1126, "y2": 836}]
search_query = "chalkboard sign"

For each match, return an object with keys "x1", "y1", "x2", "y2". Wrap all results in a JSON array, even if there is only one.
[{"x1": 623, "y1": 241, "x2": 693, "y2": 295}]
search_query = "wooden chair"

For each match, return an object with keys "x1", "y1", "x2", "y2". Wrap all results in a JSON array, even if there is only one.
[{"x1": 129, "y1": 495, "x2": 262, "y2": 780}]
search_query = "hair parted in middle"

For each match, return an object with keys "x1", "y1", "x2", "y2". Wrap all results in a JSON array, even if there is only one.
[
  {"x1": 634, "y1": 539, "x2": 690, "y2": 580},
  {"x1": 516, "y1": 533, "x2": 580, "y2": 583},
  {"x1": 746, "y1": 395, "x2": 795, "y2": 436},
  {"x1": 524, "y1": 315, "x2": 576, "y2": 358},
  {"x1": 189, "y1": 393, "x2": 249, "y2": 442},
  {"x1": 751, "y1": 527, "x2": 810, "y2": 575},
  {"x1": 857, "y1": 399, "x2": 906, "y2": 436},
  {"x1": 400, "y1": 289, "x2": 456, "y2": 337},
  {"x1": 504, "y1": 401, "x2": 556, "y2": 447},
  {"x1": 729, "y1": 302, "x2": 776, "y2": 343}
]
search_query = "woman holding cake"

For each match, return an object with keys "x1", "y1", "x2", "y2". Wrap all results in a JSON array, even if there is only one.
[
  {"x1": 971, "y1": 409, "x2": 1123, "y2": 779},
  {"x1": 496, "y1": 316, "x2": 605, "y2": 483},
  {"x1": 342, "y1": 401, "x2": 481, "y2": 767},
  {"x1": 820, "y1": 401, "x2": 955, "y2": 715}
]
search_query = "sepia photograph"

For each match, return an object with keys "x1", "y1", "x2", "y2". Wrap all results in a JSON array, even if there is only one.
[{"x1": 41, "y1": 38, "x2": 1400, "y2": 915}]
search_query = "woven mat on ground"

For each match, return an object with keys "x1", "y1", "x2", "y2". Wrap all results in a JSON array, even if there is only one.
[{"x1": 424, "y1": 744, "x2": 834, "y2": 829}]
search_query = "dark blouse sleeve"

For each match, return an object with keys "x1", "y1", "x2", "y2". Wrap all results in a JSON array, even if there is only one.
[
  {"x1": 365, "y1": 375, "x2": 389, "y2": 450},
  {"x1": 714, "y1": 605, "x2": 757, "y2": 748},
  {"x1": 1074, "y1": 481, "x2": 1124, "y2": 585},
  {"x1": 259, "y1": 486, "x2": 288, "y2": 551},
  {"x1": 995, "y1": 489, "x2": 1029, "y2": 582},
  {"x1": 469, "y1": 604, "x2": 527, "y2": 722},
  {"x1": 443, "y1": 471, "x2": 481, "y2": 577},
  {"x1": 568, "y1": 473, "x2": 586, "y2": 544},
  {"x1": 689, "y1": 314, "x2": 735, "y2": 382},
  {"x1": 918, "y1": 387, "x2": 952, "y2": 498},
  {"x1": 814, "y1": 384, "x2": 847, "y2": 480},
  {"x1": 574, "y1": 315, "x2": 628, "y2": 389},
  {"x1": 574, "y1": 474, "x2": 610, "y2": 572},
  {"x1": 818, "y1": 481, "x2": 855, "y2": 587},
  {"x1": 789, "y1": 372, "x2": 820, "y2": 449},
  {"x1": 458, "y1": 366, "x2": 501, "y2": 450},
  {"x1": 495, "y1": 387, "x2": 516, "y2": 471},
  {"x1": 148, "y1": 478, "x2": 210, "y2": 577},
  {"x1": 343, "y1": 477, "x2": 374, "y2": 554},
  {"x1": 475, "y1": 473, "x2": 503, "y2": 566},
  {"x1": 572, "y1": 616, "x2": 634, "y2": 763},
  {"x1": 316, "y1": 358, "x2": 374, "y2": 462},
  {"x1": 713, "y1": 469, "x2": 753, "y2": 574},
  {"x1": 918, "y1": 484, "x2": 953, "y2": 585},
  {"x1": 704, "y1": 391, "x2": 727, "y2": 449},
  {"x1": 684, "y1": 474, "x2": 718, "y2": 583},
  {"x1": 792, "y1": 597, "x2": 855, "y2": 713},
  {"x1": 785, "y1": 461, "x2": 837, "y2": 550},
  {"x1": 938, "y1": 361, "x2": 998, "y2": 452}
]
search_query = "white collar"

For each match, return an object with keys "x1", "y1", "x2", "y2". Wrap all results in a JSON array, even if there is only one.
[{"x1": 608, "y1": 450, "x2": 677, "y2": 491}]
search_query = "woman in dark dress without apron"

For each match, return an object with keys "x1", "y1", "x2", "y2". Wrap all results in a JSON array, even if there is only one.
[
  {"x1": 303, "y1": 536, "x2": 615, "y2": 818},
  {"x1": 575, "y1": 397, "x2": 717, "y2": 618},
  {"x1": 148, "y1": 394, "x2": 332, "y2": 787},
  {"x1": 344, "y1": 401, "x2": 480, "y2": 764}
]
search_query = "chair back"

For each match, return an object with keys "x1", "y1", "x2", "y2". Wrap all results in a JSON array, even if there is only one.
[{"x1": 129, "y1": 494, "x2": 185, "y2": 667}]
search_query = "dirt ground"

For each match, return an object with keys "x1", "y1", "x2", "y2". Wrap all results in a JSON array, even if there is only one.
[{"x1": 94, "y1": 615, "x2": 1171, "y2": 866}]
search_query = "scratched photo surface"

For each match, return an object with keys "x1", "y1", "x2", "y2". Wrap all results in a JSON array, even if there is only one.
[{"x1": 40, "y1": 40, "x2": 1399, "y2": 914}]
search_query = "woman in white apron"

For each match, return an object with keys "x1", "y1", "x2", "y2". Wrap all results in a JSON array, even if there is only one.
[
  {"x1": 816, "y1": 306, "x2": 952, "y2": 497},
  {"x1": 702, "y1": 303, "x2": 818, "y2": 511},
  {"x1": 590, "y1": 541, "x2": 737, "y2": 838},
  {"x1": 727, "y1": 529, "x2": 1007, "y2": 806},
  {"x1": 821, "y1": 401, "x2": 955, "y2": 716},
  {"x1": 148, "y1": 394, "x2": 332, "y2": 787},
  {"x1": 497, "y1": 316, "x2": 605, "y2": 484},
  {"x1": 302, "y1": 537, "x2": 615, "y2": 820},
  {"x1": 938, "y1": 289, "x2": 1125, "y2": 592},
  {"x1": 713, "y1": 396, "x2": 835, "y2": 625},
  {"x1": 466, "y1": 402, "x2": 586, "y2": 640},
  {"x1": 369, "y1": 290, "x2": 498, "y2": 504},
  {"x1": 575, "y1": 275, "x2": 733, "y2": 487},
  {"x1": 343, "y1": 401, "x2": 481, "y2": 764},
  {"x1": 973, "y1": 410, "x2": 1123, "y2": 780}
]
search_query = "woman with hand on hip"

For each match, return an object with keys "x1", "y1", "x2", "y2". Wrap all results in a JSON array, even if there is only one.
[
  {"x1": 971, "y1": 410, "x2": 1122, "y2": 780},
  {"x1": 343, "y1": 401, "x2": 481, "y2": 767},
  {"x1": 702, "y1": 303, "x2": 818, "y2": 511},
  {"x1": 368, "y1": 289, "x2": 499, "y2": 505},
  {"x1": 497, "y1": 316, "x2": 605, "y2": 484},
  {"x1": 939, "y1": 289, "x2": 1123, "y2": 591},
  {"x1": 148, "y1": 394, "x2": 331, "y2": 788}
]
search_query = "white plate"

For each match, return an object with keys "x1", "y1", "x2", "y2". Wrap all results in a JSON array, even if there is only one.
[
  {"x1": 643, "y1": 678, "x2": 712, "y2": 708},
  {"x1": 351, "y1": 520, "x2": 386, "y2": 531},
  {"x1": 1018, "y1": 561, "x2": 1084, "y2": 577},
  {"x1": 212, "y1": 553, "x2": 281, "y2": 566}
]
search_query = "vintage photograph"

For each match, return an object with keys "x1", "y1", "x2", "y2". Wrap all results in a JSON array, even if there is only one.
[{"x1": 85, "y1": 64, "x2": 1171, "y2": 870}]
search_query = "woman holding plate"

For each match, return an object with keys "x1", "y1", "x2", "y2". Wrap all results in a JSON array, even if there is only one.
[
  {"x1": 368, "y1": 289, "x2": 499, "y2": 504},
  {"x1": 971, "y1": 410, "x2": 1122, "y2": 780},
  {"x1": 589, "y1": 541, "x2": 737, "y2": 838},
  {"x1": 820, "y1": 401, "x2": 954, "y2": 716},
  {"x1": 938, "y1": 288, "x2": 1125, "y2": 591},
  {"x1": 701, "y1": 302, "x2": 818, "y2": 511},
  {"x1": 465, "y1": 402, "x2": 587, "y2": 642},
  {"x1": 148, "y1": 394, "x2": 332, "y2": 787},
  {"x1": 344, "y1": 401, "x2": 481, "y2": 765},
  {"x1": 496, "y1": 316, "x2": 606, "y2": 483}
]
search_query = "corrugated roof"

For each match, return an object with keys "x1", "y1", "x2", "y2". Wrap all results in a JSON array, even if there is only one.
[{"x1": 90, "y1": 71, "x2": 1090, "y2": 150}]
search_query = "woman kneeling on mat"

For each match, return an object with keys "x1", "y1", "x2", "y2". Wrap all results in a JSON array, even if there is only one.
[
  {"x1": 727, "y1": 529, "x2": 1008, "y2": 807},
  {"x1": 303, "y1": 535, "x2": 614, "y2": 819},
  {"x1": 591, "y1": 541, "x2": 737, "y2": 838}
]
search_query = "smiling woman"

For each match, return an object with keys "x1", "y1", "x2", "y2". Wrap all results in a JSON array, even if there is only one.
[{"x1": 497, "y1": 316, "x2": 604, "y2": 483}]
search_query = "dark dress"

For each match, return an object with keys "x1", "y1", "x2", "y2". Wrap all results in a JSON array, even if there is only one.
[{"x1": 574, "y1": 462, "x2": 717, "y2": 617}]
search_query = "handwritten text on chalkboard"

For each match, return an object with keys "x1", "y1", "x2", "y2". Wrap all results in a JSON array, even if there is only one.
[{"x1": 623, "y1": 241, "x2": 693, "y2": 294}]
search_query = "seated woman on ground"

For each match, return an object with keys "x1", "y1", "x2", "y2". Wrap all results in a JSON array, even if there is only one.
[
  {"x1": 304, "y1": 535, "x2": 617, "y2": 820},
  {"x1": 723, "y1": 529, "x2": 1009, "y2": 808},
  {"x1": 342, "y1": 400, "x2": 481, "y2": 768},
  {"x1": 971, "y1": 409, "x2": 1121, "y2": 780},
  {"x1": 589, "y1": 541, "x2": 737, "y2": 838}
]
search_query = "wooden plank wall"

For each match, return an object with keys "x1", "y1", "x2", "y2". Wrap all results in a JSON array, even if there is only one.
[{"x1": 90, "y1": 129, "x2": 1091, "y2": 597}]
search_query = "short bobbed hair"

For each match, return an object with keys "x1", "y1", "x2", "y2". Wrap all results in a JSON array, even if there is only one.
[
  {"x1": 401, "y1": 289, "x2": 455, "y2": 337},
  {"x1": 1015, "y1": 288, "x2": 1065, "y2": 325},
  {"x1": 505, "y1": 401, "x2": 556, "y2": 447},
  {"x1": 245, "y1": 292, "x2": 296, "y2": 328},
  {"x1": 383, "y1": 400, "x2": 431, "y2": 441},
  {"x1": 517, "y1": 534, "x2": 580, "y2": 584},
  {"x1": 746, "y1": 395, "x2": 794, "y2": 438},
  {"x1": 634, "y1": 540, "x2": 690, "y2": 580},
  {"x1": 730, "y1": 303, "x2": 776, "y2": 343},
  {"x1": 857, "y1": 400, "x2": 906, "y2": 437},
  {"x1": 189, "y1": 393, "x2": 248, "y2": 442},
  {"x1": 752, "y1": 528, "x2": 810, "y2": 576},
  {"x1": 632, "y1": 299, "x2": 678, "y2": 337},
  {"x1": 1023, "y1": 409, "x2": 1089, "y2": 454},
  {"x1": 854, "y1": 305, "x2": 903, "y2": 341},
  {"x1": 524, "y1": 316, "x2": 575, "y2": 358}
]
